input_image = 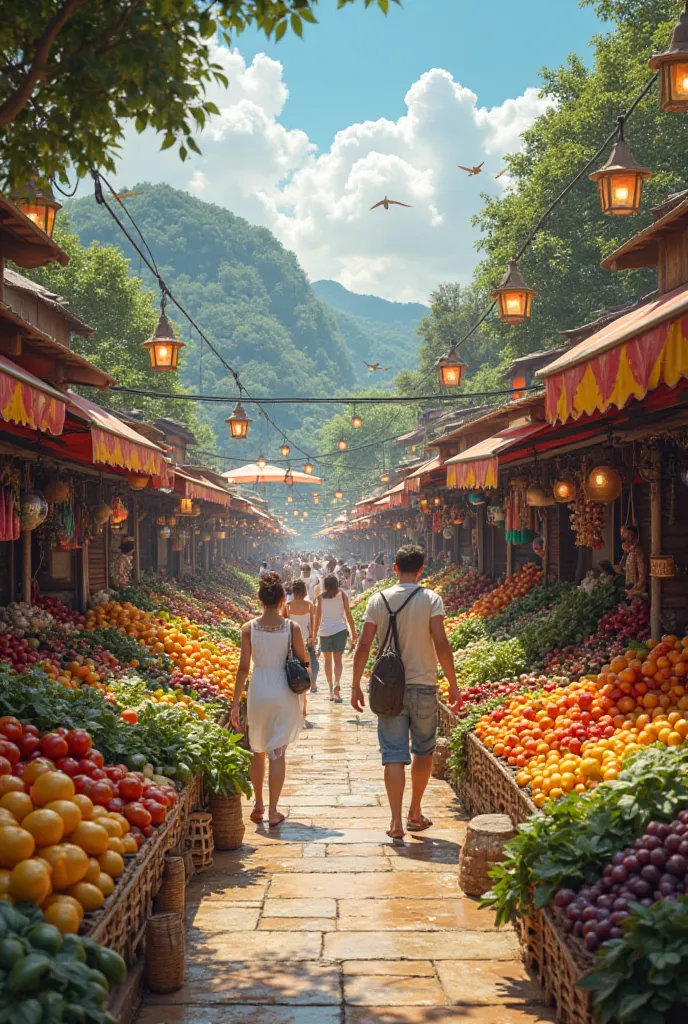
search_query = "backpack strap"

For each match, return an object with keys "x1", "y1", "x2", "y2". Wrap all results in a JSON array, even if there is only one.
[{"x1": 379, "y1": 587, "x2": 422, "y2": 655}]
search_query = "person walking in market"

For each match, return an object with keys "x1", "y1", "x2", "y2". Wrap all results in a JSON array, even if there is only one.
[
  {"x1": 314, "y1": 573, "x2": 357, "y2": 703},
  {"x1": 351, "y1": 544, "x2": 462, "y2": 840},
  {"x1": 286, "y1": 577, "x2": 320, "y2": 709},
  {"x1": 231, "y1": 572, "x2": 309, "y2": 827}
]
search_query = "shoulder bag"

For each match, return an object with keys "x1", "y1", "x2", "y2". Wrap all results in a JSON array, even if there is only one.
[
  {"x1": 285, "y1": 621, "x2": 311, "y2": 694},
  {"x1": 369, "y1": 587, "x2": 421, "y2": 717}
]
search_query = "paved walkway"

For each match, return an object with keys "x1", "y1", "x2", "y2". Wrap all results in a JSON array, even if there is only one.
[{"x1": 138, "y1": 662, "x2": 554, "y2": 1024}]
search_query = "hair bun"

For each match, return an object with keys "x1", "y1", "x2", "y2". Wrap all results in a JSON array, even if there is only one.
[{"x1": 261, "y1": 571, "x2": 282, "y2": 587}]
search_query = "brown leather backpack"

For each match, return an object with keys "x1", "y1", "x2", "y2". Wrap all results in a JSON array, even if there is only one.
[{"x1": 368, "y1": 587, "x2": 421, "y2": 717}]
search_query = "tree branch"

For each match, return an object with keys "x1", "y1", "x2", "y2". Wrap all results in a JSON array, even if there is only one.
[
  {"x1": 0, "y1": 0, "x2": 89, "y2": 127},
  {"x1": 56, "y1": 0, "x2": 143, "y2": 70}
]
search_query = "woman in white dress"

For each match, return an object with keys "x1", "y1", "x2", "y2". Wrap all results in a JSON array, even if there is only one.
[{"x1": 231, "y1": 573, "x2": 308, "y2": 826}]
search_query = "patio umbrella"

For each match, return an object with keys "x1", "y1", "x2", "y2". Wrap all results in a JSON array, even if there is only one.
[{"x1": 222, "y1": 463, "x2": 322, "y2": 485}]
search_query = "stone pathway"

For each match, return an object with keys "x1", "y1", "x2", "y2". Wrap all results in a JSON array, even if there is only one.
[{"x1": 138, "y1": 662, "x2": 554, "y2": 1024}]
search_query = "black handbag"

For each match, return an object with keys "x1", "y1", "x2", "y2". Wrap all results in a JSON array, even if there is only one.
[
  {"x1": 369, "y1": 587, "x2": 421, "y2": 717},
  {"x1": 286, "y1": 621, "x2": 311, "y2": 694}
]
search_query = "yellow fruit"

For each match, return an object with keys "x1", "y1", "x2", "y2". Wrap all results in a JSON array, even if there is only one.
[
  {"x1": 98, "y1": 849, "x2": 125, "y2": 878},
  {"x1": 70, "y1": 821, "x2": 109, "y2": 856},
  {"x1": 30, "y1": 771, "x2": 75, "y2": 807},
  {"x1": 38, "y1": 843, "x2": 89, "y2": 889},
  {"x1": 90, "y1": 806, "x2": 108, "y2": 820},
  {"x1": 68, "y1": 881, "x2": 104, "y2": 911},
  {"x1": 99, "y1": 817, "x2": 122, "y2": 839},
  {"x1": 22, "y1": 809, "x2": 64, "y2": 847},
  {"x1": 45, "y1": 800, "x2": 82, "y2": 836},
  {"x1": 85, "y1": 857, "x2": 101, "y2": 884},
  {"x1": 0, "y1": 791, "x2": 33, "y2": 822},
  {"x1": 72, "y1": 794, "x2": 94, "y2": 820},
  {"x1": 106, "y1": 837, "x2": 125, "y2": 856},
  {"x1": 43, "y1": 893, "x2": 84, "y2": 923},
  {"x1": 96, "y1": 872, "x2": 115, "y2": 897},
  {"x1": 9, "y1": 859, "x2": 52, "y2": 904},
  {"x1": 121, "y1": 834, "x2": 138, "y2": 855},
  {"x1": 43, "y1": 899, "x2": 81, "y2": 934},
  {"x1": 109, "y1": 813, "x2": 130, "y2": 835},
  {"x1": 0, "y1": 825, "x2": 36, "y2": 868},
  {"x1": 0, "y1": 776, "x2": 27, "y2": 797},
  {"x1": 0, "y1": 808, "x2": 17, "y2": 827}
]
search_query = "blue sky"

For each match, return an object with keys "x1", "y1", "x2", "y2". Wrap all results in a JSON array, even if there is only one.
[{"x1": 234, "y1": 0, "x2": 602, "y2": 151}]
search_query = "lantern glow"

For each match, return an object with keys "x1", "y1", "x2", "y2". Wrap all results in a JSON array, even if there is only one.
[
  {"x1": 179, "y1": 498, "x2": 193, "y2": 514},
  {"x1": 335, "y1": 488, "x2": 343, "y2": 500},
  {"x1": 586, "y1": 464, "x2": 622, "y2": 503},
  {"x1": 380, "y1": 470, "x2": 390, "y2": 484},
  {"x1": 489, "y1": 260, "x2": 537, "y2": 324},
  {"x1": 552, "y1": 478, "x2": 577, "y2": 503},
  {"x1": 257, "y1": 454, "x2": 267, "y2": 470},
  {"x1": 436, "y1": 345, "x2": 468, "y2": 387},
  {"x1": 352, "y1": 411, "x2": 363, "y2": 429},
  {"x1": 589, "y1": 119, "x2": 652, "y2": 216},
  {"x1": 226, "y1": 400, "x2": 252, "y2": 439},
  {"x1": 649, "y1": 4, "x2": 688, "y2": 113},
  {"x1": 13, "y1": 181, "x2": 62, "y2": 237},
  {"x1": 303, "y1": 462, "x2": 314, "y2": 475},
  {"x1": 337, "y1": 439, "x2": 348, "y2": 451},
  {"x1": 280, "y1": 443, "x2": 291, "y2": 457},
  {"x1": 142, "y1": 311, "x2": 185, "y2": 371}
]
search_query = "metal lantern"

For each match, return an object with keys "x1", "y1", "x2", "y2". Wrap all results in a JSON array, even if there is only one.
[
  {"x1": 649, "y1": 3, "x2": 688, "y2": 113},
  {"x1": 159, "y1": 525, "x2": 171, "y2": 539},
  {"x1": 352, "y1": 411, "x2": 363, "y2": 429},
  {"x1": 280, "y1": 443, "x2": 290, "y2": 457},
  {"x1": 586, "y1": 464, "x2": 622, "y2": 503},
  {"x1": 589, "y1": 118, "x2": 652, "y2": 216},
  {"x1": 490, "y1": 260, "x2": 537, "y2": 324},
  {"x1": 141, "y1": 311, "x2": 185, "y2": 371},
  {"x1": 552, "y1": 477, "x2": 577, "y2": 503},
  {"x1": 313, "y1": 496, "x2": 320, "y2": 505},
  {"x1": 335, "y1": 488, "x2": 344, "y2": 500},
  {"x1": 293, "y1": 509, "x2": 299, "y2": 517},
  {"x1": 257, "y1": 454, "x2": 267, "y2": 470},
  {"x1": 127, "y1": 473, "x2": 150, "y2": 491},
  {"x1": 179, "y1": 497, "x2": 193, "y2": 514},
  {"x1": 433, "y1": 496, "x2": 442, "y2": 507},
  {"x1": 13, "y1": 181, "x2": 62, "y2": 237},
  {"x1": 284, "y1": 469, "x2": 294, "y2": 487},
  {"x1": 303, "y1": 511, "x2": 309, "y2": 519},
  {"x1": 226, "y1": 401, "x2": 252, "y2": 439},
  {"x1": 526, "y1": 484, "x2": 554, "y2": 508},
  {"x1": 20, "y1": 492, "x2": 48, "y2": 531},
  {"x1": 380, "y1": 469, "x2": 390, "y2": 484},
  {"x1": 93, "y1": 503, "x2": 113, "y2": 526},
  {"x1": 167, "y1": 515, "x2": 177, "y2": 527},
  {"x1": 303, "y1": 462, "x2": 314, "y2": 475},
  {"x1": 394, "y1": 521, "x2": 403, "y2": 530},
  {"x1": 287, "y1": 495, "x2": 293, "y2": 503},
  {"x1": 43, "y1": 479, "x2": 70, "y2": 504},
  {"x1": 436, "y1": 345, "x2": 468, "y2": 387},
  {"x1": 337, "y1": 439, "x2": 348, "y2": 451}
]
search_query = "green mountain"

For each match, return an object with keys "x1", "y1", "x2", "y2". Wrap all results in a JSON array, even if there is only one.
[
  {"x1": 312, "y1": 280, "x2": 425, "y2": 385},
  {"x1": 64, "y1": 184, "x2": 356, "y2": 446}
]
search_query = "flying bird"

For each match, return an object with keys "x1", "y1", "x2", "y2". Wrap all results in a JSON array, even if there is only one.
[
  {"x1": 457, "y1": 162, "x2": 485, "y2": 176},
  {"x1": 494, "y1": 169, "x2": 507, "y2": 180},
  {"x1": 364, "y1": 362, "x2": 392, "y2": 372},
  {"x1": 370, "y1": 196, "x2": 412, "y2": 211},
  {"x1": 114, "y1": 191, "x2": 141, "y2": 200}
]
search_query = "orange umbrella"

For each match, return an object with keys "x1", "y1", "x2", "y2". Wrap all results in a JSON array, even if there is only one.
[{"x1": 222, "y1": 463, "x2": 322, "y2": 485}]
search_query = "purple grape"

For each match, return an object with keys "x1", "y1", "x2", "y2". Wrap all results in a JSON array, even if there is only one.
[
  {"x1": 611, "y1": 865, "x2": 628, "y2": 884},
  {"x1": 650, "y1": 847, "x2": 668, "y2": 868},
  {"x1": 659, "y1": 873, "x2": 678, "y2": 890},
  {"x1": 647, "y1": 821, "x2": 661, "y2": 836},
  {"x1": 582, "y1": 906, "x2": 598, "y2": 922},
  {"x1": 629, "y1": 878, "x2": 651, "y2": 897},
  {"x1": 667, "y1": 854, "x2": 687, "y2": 876},
  {"x1": 679, "y1": 810, "x2": 688, "y2": 825},
  {"x1": 597, "y1": 894, "x2": 614, "y2": 909},
  {"x1": 640, "y1": 897, "x2": 653, "y2": 906},
  {"x1": 596, "y1": 920, "x2": 612, "y2": 940},
  {"x1": 656, "y1": 824, "x2": 671, "y2": 841},
  {"x1": 664, "y1": 834, "x2": 682, "y2": 854},
  {"x1": 645, "y1": 835, "x2": 662, "y2": 851},
  {"x1": 610, "y1": 910, "x2": 630, "y2": 925},
  {"x1": 609, "y1": 927, "x2": 623, "y2": 939},
  {"x1": 624, "y1": 855, "x2": 640, "y2": 873},
  {"x1": 641, "y1": 865, "x2": 661, "y2": 886},
  {"x1": 584, "y1": 933, "x2": 600, "y2": 951},
  {"x1": 555, "y1": 888, "x2": 575, "y2": 908},
  {"x1": 573, "y1": 921, "x2": 583, "y2": 937},
  {"x1": 678, "y1": 840, "x2": 688, "y2": 857},
  {"x1": 637, "y1": 849, "x2": 651, "y2": 866},
  {"x1": 611, "y1": 851, "x2": 625, "y2": 867},
  {"x1": 612, "y1": 898, "x2": 629, "y2": 911}
]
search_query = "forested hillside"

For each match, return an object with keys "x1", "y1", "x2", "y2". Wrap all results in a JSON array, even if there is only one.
[{"x1": 65, "y1": 185, "x2": 357, "y2": 443}]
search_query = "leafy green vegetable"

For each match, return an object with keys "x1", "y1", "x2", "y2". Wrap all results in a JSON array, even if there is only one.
[
  {"x1": 515, "y1": 581, "x2": 619, "y2": 665},
  {"x1": 448, "y1": 615, "x2": 488, "y2": 650},
  {"x1": 453, "y1": 637, "x2": 526, "y2": 688}
]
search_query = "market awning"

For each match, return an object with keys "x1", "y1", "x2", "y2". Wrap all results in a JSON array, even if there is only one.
[
  {"x1": 538, "y1": 285, "x2": 688, "y2": 425},
  {"x1": 446, "y1": 422, "x2": 546, "y2": 490},
  {"x1": 222, "y1": 463, "x2": 322, "y2": 485},
  {"x1": 0, "y1": 354, "x2": 67, "y2": 435},
  {"x1": 66, "y1": 390, "x2": 166, "y2": 475},
  {"x1": 175, "y1": 468, "x2": 233, "y2": 508},
  {"x1": 405, "y1": 456, "x2": 442, "y2": 493}
]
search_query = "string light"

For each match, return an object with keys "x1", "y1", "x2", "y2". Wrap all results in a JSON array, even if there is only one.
[
  {"x1": 257, "y1": 454, "x2": 267, "y2": 470},
  {"x1": 338, "y1": 439, "x2": 348, "y2": 451},
  {"x1": 226, "y1": 400, "x2": 252, "y2": 439},
  {"x1": 589, "y1": 116, "x2": 652, "y2": 216}
]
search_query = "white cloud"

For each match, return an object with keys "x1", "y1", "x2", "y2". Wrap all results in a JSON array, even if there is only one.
[{"x1": 111, "y1": 44, "x2": 551, "y2": 302}]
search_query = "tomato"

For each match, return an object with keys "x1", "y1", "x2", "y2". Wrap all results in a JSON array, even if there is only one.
[
  {"x1": 0, "y1": 741, "x2": 20, "y2": 765},
  {"x1": 77, "y1": 759, "x2": 97, "y2": 778},
  {"x1": 85, "y1": 750, "x2": 104, "y2": 769},
  {"x1": 162, "y1": 788, "x2": 178, "y2": 806},
  {"x1": 117, "y1": 776, "x2": 143, "y2": 802},
  {"x1": 17, "y1": 735, "x2": 40, "y2": 758},
  {"x1": 90, "y1": 781, "x2": 114, "y2": 807},
  {"x1": 22, "y1": 725, "x2": 39, "y2": 738},
  {"x1": 55, "y1": 757, "x2": 80, "y2": 778},
  {"x1": 0, "y1": 756, "x2": 10, "y2": 777},
  {"x1": 11, "y1": 762, "x2": 25, "y2": 778},
  {"x1": 104, "y1": 767, "x2": 126, "y2": 784},
  {"x1": 123, "y1": 802, "x2": 152, "y2": 828},
  {"x1": 0, "y1": 717, "x2": 22, "y2": 743},
  {"x1": 72, "y1": 774, "x2": 94, "y2": 795},
  {"x1": 141, "y1": 799, "x2": 166, "y2": 826},
  {"x1": 106, "y1": 797, "x2": 125, "y2": 813},
  {"x1": 40, "y1": 733, "x2": 69, "y2": 759},
  {"x1": 120, "y1": 709, "x2": 138, "y2": 724},
  {"x1": 141, "y1": 825, "x2": 154, "y2": 839},
  {"x1": 65, "y1": 730, "x2": 92, "y2": 758},
  {"x1": 89, "y1": 768, "x2": 106, "y2": 781}
]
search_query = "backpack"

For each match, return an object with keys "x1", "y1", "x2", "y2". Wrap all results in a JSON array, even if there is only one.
[{"x1": 369, "y1": 587, "x2": 422, "y2": 717}]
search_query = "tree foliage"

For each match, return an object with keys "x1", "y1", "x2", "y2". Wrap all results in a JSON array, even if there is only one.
[{"x1": 0, "y1": 0, "x2": 399, "y2": 190}]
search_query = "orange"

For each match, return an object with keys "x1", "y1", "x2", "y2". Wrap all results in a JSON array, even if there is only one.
[
  {"x1": 22, "y1": 808, "x2": 64, "y2": 846},
  {"x1": 23, "y1": 759, "x2": 55, "y2": 786},
  {"x1": 9, "y1": 858, "x2": 52, "y2": 904},
  {"x1": 70, "y1": 821, "x2": 109, "y2": 856},
  {"x1": 43, "y1": 898, "x2": 81, "y2": 934},
  {"x1": 84, "y1": 857, "x2": 101, "y2": 884},
  {"x1": 99, "y1": 850, "x2": 125, "y2": 877},
  {"x1": 0, "y1": 868, "x2": 10, "y2": 898},
  {"x1": 68, "y1": 881, "x2": 104, "y2": 911},
  {"x1": 109, "y1": 813, "x2": 130, "y2": 835},
  {"x1": 99, "y1": 817, "x2": 122, "y2": 839},
  {"x1": 106, "y1": 837, "x2": 125, "y2": 856},
  {"x1": 0, "y1": 824, "x2": 36, "y2": 867},
  {"x1": 46, "y1": 800, "x2": 81, "y2": 836},
  {"x1": 39, "y1": 843, "x2": 89, "y2": 889},
  {"x1": 96, "y1": 872, "x2": 115, "y2": 897},
  {"x1": 0, "y1": 791, "x2": 33, "y2": 822},
  {"x1": 121, "y1": 834, "x2": 138, "y2": 855},
  {"x1": 30, "y1": 771, "x2": 75, "y2": 807},
  {"x1": 0, "y1": 776, "x2": 26, "y2": 796}
]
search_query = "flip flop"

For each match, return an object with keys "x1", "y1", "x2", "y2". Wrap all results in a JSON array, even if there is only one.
[
  {"x1": 250, "y1": 809, "x2": 265, "y2": 823},
  {"x1": 406, "y1": 816, "x2": 433, "y2": 833},
  {"x1": 387, "y1": 829, "x2": 405, "y2": 843},
  {"x1": 269, "y1": 812, "x2": 286, "y2": 828}
]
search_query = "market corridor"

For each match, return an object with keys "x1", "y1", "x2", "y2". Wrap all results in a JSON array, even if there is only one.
[{"x1": 137, "y1": 662, "x2": 554, "y2": 1024}]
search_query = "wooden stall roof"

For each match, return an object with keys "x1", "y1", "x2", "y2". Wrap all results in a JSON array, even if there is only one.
[
  {"x1": 4, "y1": 269, "x2": 92, "y2": 334},
  {"x1": 0, "y1": 195, "x2": 69, "y2": 269},
  {"x1": 601, "y1": 192, "x2": 688, "y2": 272}
]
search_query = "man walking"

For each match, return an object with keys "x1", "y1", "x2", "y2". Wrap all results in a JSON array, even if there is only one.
[{"x1": 351, "y1": 545, "x2": 462, "y2": 840}]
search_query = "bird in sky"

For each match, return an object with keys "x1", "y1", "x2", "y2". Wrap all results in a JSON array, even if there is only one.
[
  {"x1": 370, "y1": 196, "x2": 412, "y2": 211},
  {"x1": 457, "y1": 162, "x2": 485, "y2": 176},
  {"x1": 364, "y1": 362, "x2": 392, "y2": 372},
  {"x1": 494, "y1": 169, "x2": 507, "y2": 180},
  {"x1": 114, "y1": 191, "x2": 141, "y2": 200}
]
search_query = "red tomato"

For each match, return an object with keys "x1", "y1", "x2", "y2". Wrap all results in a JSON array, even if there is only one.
[
  {"x1": 106, "y1": 797, "x2": 125, "y2": 813},
  {"x1": 0, "y1": 740, "x2": 20, "y2": 765},
  {"x1": 11, "y1": 762, "x2": 26, "y2": 778},
  {"x1": 0, "y1": 717, "x2": 22, "y2": 743},
  {"x1": 0, "y1": 756, "x2": 10, "y2": 776},
  {"x1": 118, "y1": 775, "x2": 143, "y2": 802},
  {"x1": 163, "y1": 788, "x2": 178, "y2": 806},
  {"x1": 22, "y1": 724, "x2": 39, "y2": 738},
  {"x1": 73, "y1": 774, "x2": 94, "y2": 795},
  {"x1": 141, "y1": 799, "x2": 166, "y2": 826},
  {"x1": 120, "y1": 709, "x2": 138, "y2": 724},
  {"x1": 17, "y1": 735, "x2": 40, "y2": 758},
  {"x1": 104, "y1": 767, "x2": 126, "y2": 783},
  {"x1": 123, "y1": 802, "x2": 152, "y2": 828},
  {"x1": 77, "y1": 759, "x2": 97, "y2": 778},
  {"x1": 90, "y1": 780, "x2": 115, "y2": 806},
  {"x1": 54, "y1": 756, "x2": 80, "y2": 777},
  {"x1": 40, "y1": 733, "x2": 69, "y2": 758},
  {"x1": 115, "y1": 764, "x2": 130, "y2": 776},
  {"x1": 85, "y1": 749, "x2": 104, "y2": 769},
  {"x1": 55, "y1": 727, "x2": 68, "y2": 736},
  {"x1": 141, "y1": 825, "x2": 155, "y2": 839},
  {"x1": 89, "y1": 768, "x2": 106, "y2": 781},
  {"x1": 65, "y1": 729, "x2": 92, "y2": 758}
]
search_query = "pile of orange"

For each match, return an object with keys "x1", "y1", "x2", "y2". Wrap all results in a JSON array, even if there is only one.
[
  {"x1": 0, "y1": 765, "x2": 141, "y2": 930},
  {"x1": 475, "y1": 634, "x2": 688, "y2": 808},
  {"x1": 468, "y1": 563, "x2": 542, "y2": 619},
  {"x1": 38, "y1": 657, "x2": 107, "y2": 691}
]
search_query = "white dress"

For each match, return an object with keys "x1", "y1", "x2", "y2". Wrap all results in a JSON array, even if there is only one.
[{"x1": 247, "y1": 620, "x2": 303, "y2": 758}]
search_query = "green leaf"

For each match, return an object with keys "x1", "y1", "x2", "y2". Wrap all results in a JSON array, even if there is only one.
[{"x1": 160, "y1": 133, "x2": 176, "y2": 151}]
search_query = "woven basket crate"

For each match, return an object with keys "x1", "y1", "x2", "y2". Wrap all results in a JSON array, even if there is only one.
[
  {"x1": 145, "y1": 912, "x2": 185, "y2": 993},
  {"x1": 432, "y1": 737, "x2": 451, "y2": 779},
  {"x1": 519, "y1": 906, "x2": 595, "y2": 1024},
  {"x1": 209, "y1": 793, "x2": 245, "y2": 850},
  {"x1": 154, "y1": 855, "x2": 186, "y2": 916},
  {"x1": 457, "y1": 733, "x2": 536, "y2": 826},
  {"x1": 437, "y1": 701, "x2": 458, "y2": 739},
  {"x1": 188, "y1": 811, "x2": 214, "y2": 870}
]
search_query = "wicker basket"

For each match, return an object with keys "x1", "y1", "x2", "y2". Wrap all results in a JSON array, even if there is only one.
[
  {"x1": 438, "y1": 701, "x2": 458, "y2": 738},
  {"x1": 209, "y1": 793, "x2": 245, "y2": 850},
  {"x1": 518, "y1": 906, "x2": 595, "y2": 1024},
  {"x1": 457, "y1": 733, "x2": 536, "y2": 826},
  {"x1": 154, "y1": 855, "x2": 185, "y2": 916},
  {"x1": 145, "y1": 913, "x2": 185, "y2": 994},
  {"x1": 187, "y1": 811, "x2": 214, "y2": 870},
  {"x1": 432, "y1": 737, "x2": 451, "y2": 779}
]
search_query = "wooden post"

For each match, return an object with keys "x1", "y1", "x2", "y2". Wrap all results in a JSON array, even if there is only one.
[
  {"x1": 21, "y1": 531, "x2": 31, "y2": 604},
  {"x1": 650, "y1": 448, "x2": 662, "y2": 640}
]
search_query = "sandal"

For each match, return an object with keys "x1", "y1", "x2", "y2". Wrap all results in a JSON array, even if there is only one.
[
  {"x1": 250, "y1": 807, "x2": 265, "y2": 823},
  {"x1": 269, "y1": 812, "x2": 286, "y2": 828},
  {"x1": 406, "y1": 815, "x2": 433, "y2": 833}
]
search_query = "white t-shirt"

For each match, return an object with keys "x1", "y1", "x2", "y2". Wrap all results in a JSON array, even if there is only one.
[
  {"x1": 364, "y1": 583, "x2": 445, "y2": 687},
  {"x1": 301, "y1": 573, "x2": 320, "y2": 602}
]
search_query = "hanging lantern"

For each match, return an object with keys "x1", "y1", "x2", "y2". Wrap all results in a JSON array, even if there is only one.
[
  {"x1": 436, "y1": 345, "x2": 468, "y2": 387},
  {"x1": 552, "y1": 477, "x2": 577, "y2": 504},
  {"x1": 93, "y1": 503, "x2": 113, "y2": 526},
  {"x1": 43, "y1": 479, "x2": 70, "y2": 504},
  {"x1": 335, "y1": 488, "x2": 344, "y2": 500},
  {"x1": 526, "y1": 484, "x2": 554, "y2": 508},
  {"x1": 589, "y1": 117, "x2": 652, "y2": 216},
  {"x1": 127, "y1": 473, "x2": 150, "y2": 491},
  {"x1": 313, "y1": 496, "x2": 320, "y2": 505},
  {"x1": 179, "y1": 497, "x2": 193, "y2": 514},
  {"x1": 380, "y1": 469, "x2": 390, "y2": 484},
  {"x1": 280, "y1": 443, "x2": 291, "y2": 457},
  {"x1": 394, "y1": 521, "x2": 403, "y2": 530},
  {"x1": 13, "y1": 181, "x2": 61, "y2": 237},
  {"x1": 293, "y1": 509, "x2": 299, "y2": 517},
  {"x1": 352, "y1": 410, "x2": 364, "y2": 429},
  {"x1": 490, "y1": 260, "x2": 537, "y2": 324},
  {"x1": 110, "y1": 498, "x2": 128, "y2": 526},
  {"x1": 337, "y1": 439, "x2": 348, "y2": 451},
  {"x1": 226, "y1": 401, "x2": 252, "y2": 439},
  {"x1": 217, "y1": 530, "x2": 227, "y2": 539},
  {"x1": 257, "y1": 454, "x2": 267, "y2": 470},
  {"x1": 649, "y1": 3, "x2": 688, "y2": 113},
  {"x1": 303, "y1": 511, "x2": 309, "y2": 519},
  {"x1": 287, "y1": 495, "x2": 293, "y2": 503},
  {"x1": 303, "y1": 462, "x2": 314, "y2": 475},
  {"x1": 141, "y1": 309, "x2": 185, "y2": 371},
  {"x1": 160, "y1": 525, "x2": 171, "y2": 539},
  {"x1": 586, "y1": 464, "x2": 622, "y2": 503},
  {"x1": 20, "y1": 493, "x2": 48, "y2": 532},
  {"x1": 284, "y1": 469, "x2": 294, "y2": 487},
  {"x1": 433, "y1": 496, "x2": 442, "y2": 507},
  {"x1": 167, "y1": 515, "x2": 177, "y2": 527}
]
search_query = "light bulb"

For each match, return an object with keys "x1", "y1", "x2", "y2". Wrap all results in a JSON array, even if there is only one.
[{"x1": 158, "y1": 346, "x2": 169, "y2": 359}]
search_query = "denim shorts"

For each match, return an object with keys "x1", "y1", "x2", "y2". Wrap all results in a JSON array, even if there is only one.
[
  {"x1": 319, "y1": 629, "x2": 348, "y2": 654},
  {"x1": 377, "y1": 685, "x2": 438, "y2": 765}
]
